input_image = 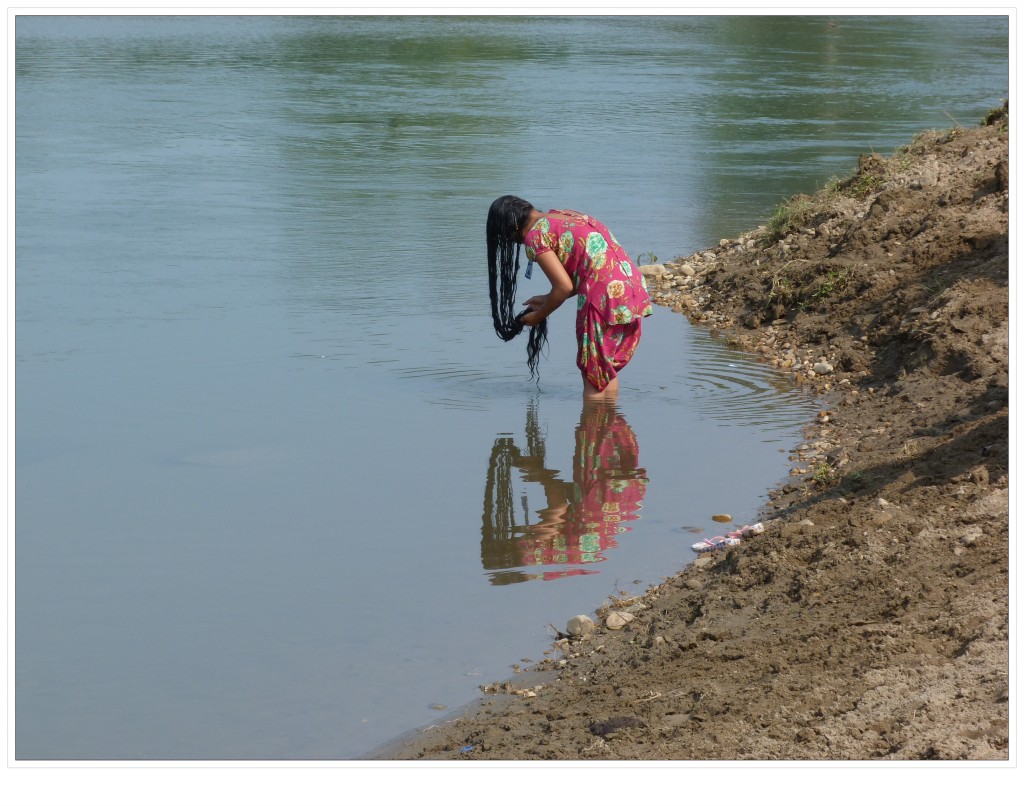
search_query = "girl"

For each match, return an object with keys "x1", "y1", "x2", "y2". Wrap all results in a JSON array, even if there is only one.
[{"x1": 486, "y1": 195, "x2": 653, "y2": 400}]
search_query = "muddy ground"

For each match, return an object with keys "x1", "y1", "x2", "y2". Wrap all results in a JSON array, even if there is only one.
[{"x1": 380, "y1": 104, "x2": 1010, "y2": 762}]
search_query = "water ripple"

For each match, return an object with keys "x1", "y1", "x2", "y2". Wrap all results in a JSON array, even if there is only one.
[{"x1": 675, "y1": 336, "x2": 818, "y2": 433}]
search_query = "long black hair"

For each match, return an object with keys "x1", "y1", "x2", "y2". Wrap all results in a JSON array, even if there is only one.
[{"x1": 486, "y1": 194, "x2": 549, "y2": 380}]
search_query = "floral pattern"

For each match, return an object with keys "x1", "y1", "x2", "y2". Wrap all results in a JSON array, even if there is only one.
[
  {"x1": 524, "y1": 209, "x2": 652, "y2": 326},
  {"x1": 523, "y1": 209, "x2": 653, "y2": 390}
]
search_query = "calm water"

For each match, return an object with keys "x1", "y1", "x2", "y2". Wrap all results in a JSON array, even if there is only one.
[{"x1": 14, "y1": 15, "x2": 1008, "y2": 760}]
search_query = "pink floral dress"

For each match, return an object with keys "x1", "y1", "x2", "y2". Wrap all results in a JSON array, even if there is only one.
[{"x1": 523, "y1": 210, "x2": 653, "y2": 391}]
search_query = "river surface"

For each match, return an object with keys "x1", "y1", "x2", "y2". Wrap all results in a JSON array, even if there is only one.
[{"x1": 14, "y1": 14, "x2": 1008, "y2": 759}]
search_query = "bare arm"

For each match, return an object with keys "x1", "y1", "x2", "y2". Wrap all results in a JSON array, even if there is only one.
[{"x1": 520, "y1": 251, "x2": 574, "y2": 327}]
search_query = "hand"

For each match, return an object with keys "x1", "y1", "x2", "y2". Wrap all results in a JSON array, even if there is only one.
[
  {"x1": 524, "y1": 294, "x2": 549, "y2": 310},
  {"x1": 519, "y1": 310, "x2": 544, "y2": 328}
]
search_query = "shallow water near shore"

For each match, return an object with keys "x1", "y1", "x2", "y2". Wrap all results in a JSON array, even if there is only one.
[{"x1": 14, "y1": 15, "x2": 1007, "y2": 759}]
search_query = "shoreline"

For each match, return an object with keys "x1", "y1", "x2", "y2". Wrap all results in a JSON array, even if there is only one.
[{"x1": 377, "y1": 105, "x2": 1009, "y2": 761}]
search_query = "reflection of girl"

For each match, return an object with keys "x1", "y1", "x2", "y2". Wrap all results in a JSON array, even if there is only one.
[
  {"x1": 480, "y1": 402, "x2": 648, "y2": 584},
  {"x1": 486, "y1": 196, "x2": 653, "y2": 400}
]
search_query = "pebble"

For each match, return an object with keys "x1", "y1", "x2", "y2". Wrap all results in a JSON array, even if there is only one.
[
  {"x1": 712, "y1": 514, "x2": 733, "y2": 523},
  {"x1": 813, "y1": 361, "x2": 835, "y2": 375},
  {"x1": 589, "y1": 716, "x2": 645, "y2": 736},
  {"x1": 566, "y1": 615, "x2": 595, "y2": 638},
  {"x1": 959, "y1": 526, "x2": 983, "y2": 546},
  {"x1": 796, "y1": 727, "x2": 817, "y2": 742},
  {"x1": 605, "y1": 611, "x2": 635, "y2": 630},
  {"x1": 872, "y1": 511, "x2": 894, "y2": 527}
]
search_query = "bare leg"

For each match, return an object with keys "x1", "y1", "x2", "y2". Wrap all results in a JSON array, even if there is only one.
[{"x1": 583, "y1": 375, "x2": 619, "y2": 401}]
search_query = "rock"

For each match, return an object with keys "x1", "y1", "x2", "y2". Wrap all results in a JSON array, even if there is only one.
[
  {"x1": 605, "y1": 611, "x2": 635, "y2": 630},
  {"x1": 589, "y1": 715, "x2": 646, "y2": 736},
  {"x1": 566, "y1": 615, "x2": 595, "y2": 638},
  {"x1": 826, "y1": 447, "x2": 850, "y2": 467},
  {"x1": 910, "y1": 167, "x2": 938, "y2": 189},
  {"x1": 959, "y1": 526, "x2": 983, "y2": 547},
  {"x1": 872, "y1": 511, "x2": 894, "y2": 527},
  {"x1": 813, "y1": 361, "x2": 835, "y2": 375},
  {"x1": 639, "y1": 263, "x2": 666, "y2": 278},
  {"x1": 712, "y1": 514, "x2": 732, "y2": 523},
  {"x1": 679, "y1": 263, "x2": 696, "y2": 277}
]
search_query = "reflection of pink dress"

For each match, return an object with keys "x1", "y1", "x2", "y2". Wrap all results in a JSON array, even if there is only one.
[
  {"x1": 517, "y1": 408, "x2": 648, "y2": 571},
  {"x1": 523, "y1": 210, "x2": 653, "y2": 391}
]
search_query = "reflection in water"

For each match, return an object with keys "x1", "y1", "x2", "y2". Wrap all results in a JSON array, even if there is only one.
[{"x1": 481, "y1": 401, "x2": 648, "y2": 585}]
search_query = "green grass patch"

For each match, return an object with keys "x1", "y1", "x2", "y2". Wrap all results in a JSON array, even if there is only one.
[
  {"x1": 758, "y1": 195, "x2": 814, "y2": 246},
  {"x1": 811, "y1": 461, "x2": 838, "y2": 488},
  {"x1": 763, "y1": 263, "x2": 851, "y2": 315}
]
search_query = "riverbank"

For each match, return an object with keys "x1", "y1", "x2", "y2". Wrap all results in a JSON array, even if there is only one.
[{"x1": 379, "y1": 104, "x2": 1010, "y2": 761}]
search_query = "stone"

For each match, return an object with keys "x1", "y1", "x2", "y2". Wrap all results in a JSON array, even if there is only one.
[
  {"x1": 589, "y1": 716, "x2": 645, "y2": 737},
  {"x1": 639, "y1": 263, "x2": 666, "y2": 278},
  {"x1": 566, "y1": 615, "x2": 595, "y2": 638},
  {"x1": 813, "y1": 361, "x2": 835, "y2": 375},
  {"x1": 712, "y1": 514, "x2": 732, "y2": 523},
  {"x1": 605, "y1": 611, "x2": 635, "y2": 630},
  {"x1": 872, "y1": 511, "x2": 894, "y2": 527},
  {"x1": 796, "y1": 727, "x2": 817, "y2": 742},
  {"x1": 910, "y1": 167, "x2": 938, "y2": 189},
  {"x1": 959, "y1": 526, "x2": 983, "y2": 547}
]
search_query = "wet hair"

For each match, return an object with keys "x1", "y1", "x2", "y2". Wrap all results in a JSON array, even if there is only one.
[
  {"x1": 480, "y1": 400, "x2": 572, "y2": 585},
  {"x1": 486, "y1": 195, "x2": 549, "y2": 380}
]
